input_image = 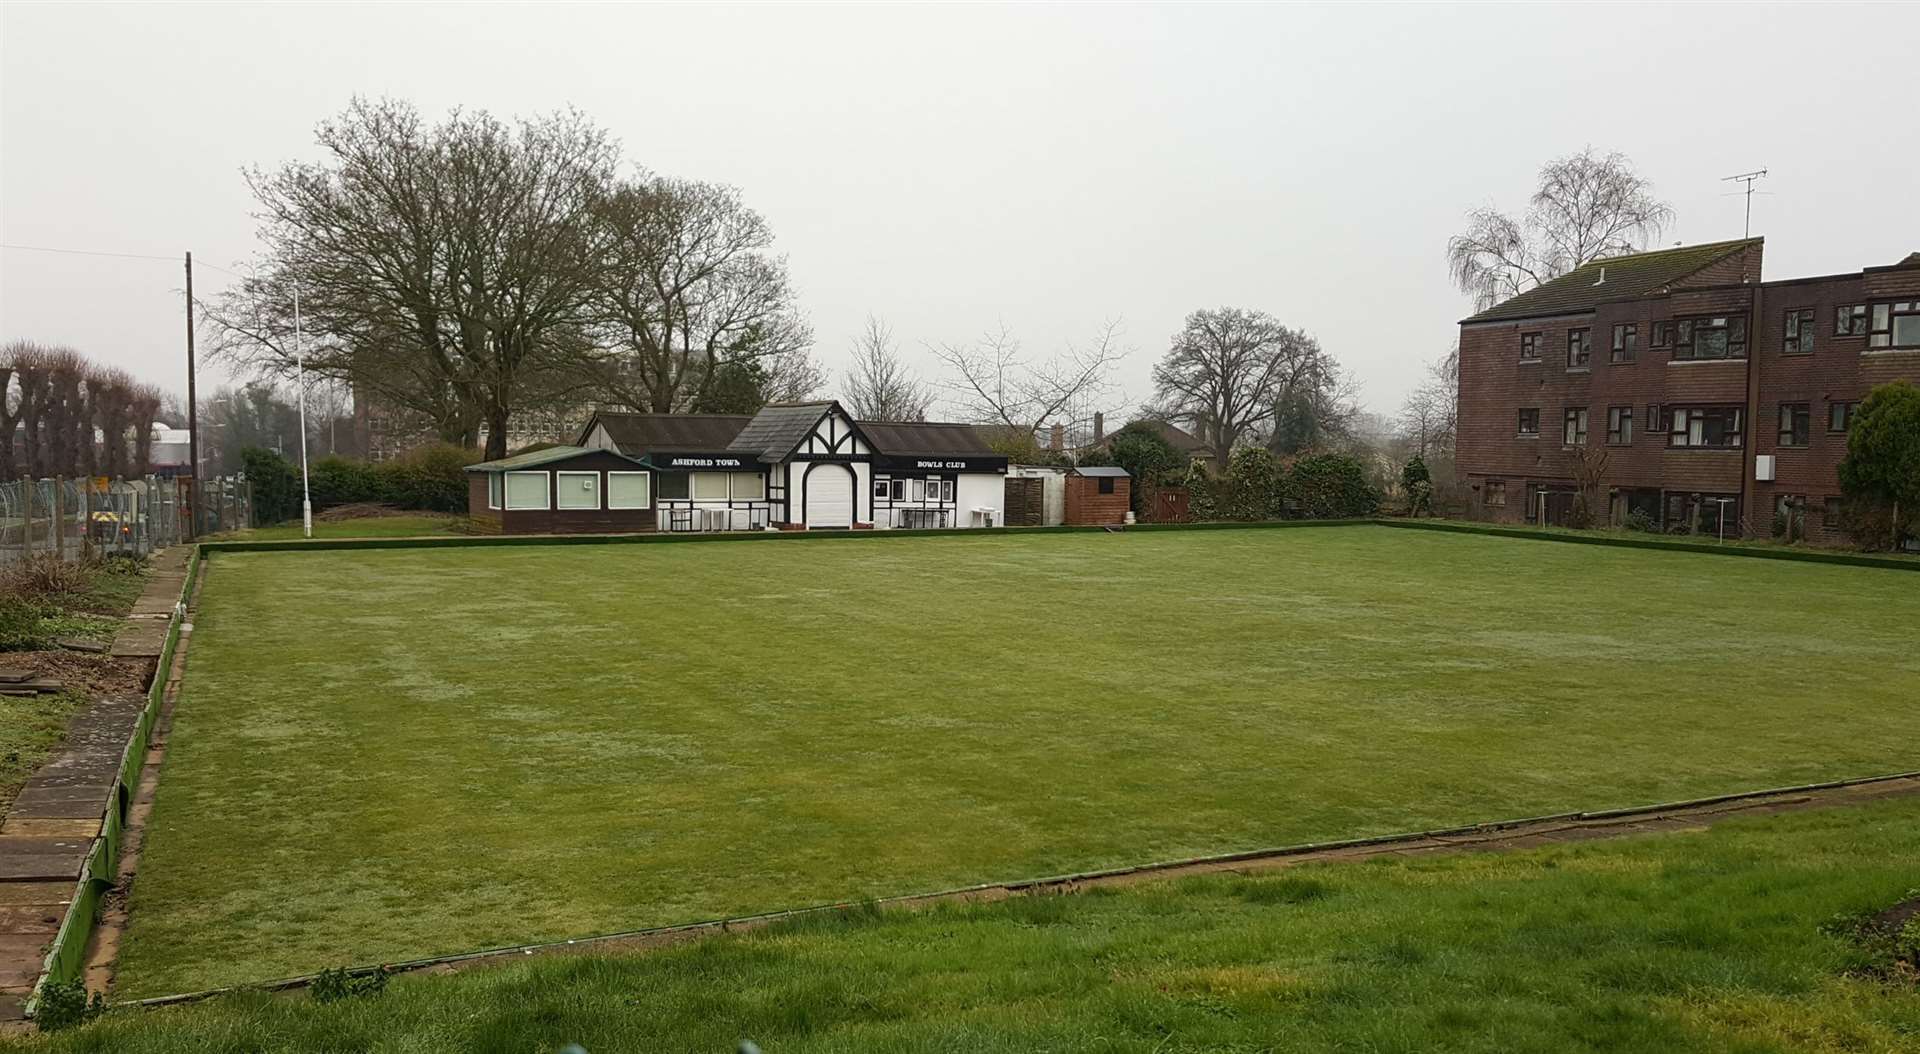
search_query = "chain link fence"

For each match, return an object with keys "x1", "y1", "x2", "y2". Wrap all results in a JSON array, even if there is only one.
[{"x1": 0, "y1": 475, "x2": 253, "y2": 564}]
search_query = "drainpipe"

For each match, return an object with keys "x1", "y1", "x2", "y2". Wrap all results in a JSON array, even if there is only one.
[{"x1": 1742, "y1": 283, "x2": 1762, "y2": 538}]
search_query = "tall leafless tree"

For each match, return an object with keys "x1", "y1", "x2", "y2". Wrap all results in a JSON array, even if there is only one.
[
  {"x1": 841, "y1": 315, "x2": 932, "y2": 421},
  {"x1": 592, "y1": 175, "x2": 816, "y2": 413},
  {"x1": 204, "y1": 97, "x2": 619, "y2": 458},
  {"x1": 1447, "y1": 147, "x2": 1675, "y2": 310},
  {"x1": 1149, "y1": 308, "x2": 1338, "y2": 465},
  {"x1": 930, "y1": 320, "x2": 1125, "y2": 442},
  {"x1": 1397, "y1": 344, "x2": 1459, "y2": 460}
]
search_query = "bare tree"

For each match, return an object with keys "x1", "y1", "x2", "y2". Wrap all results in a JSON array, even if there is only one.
[
  {"x1": 1447, "y1": 147, "x2": 1675, "y2": 310},
  {"x1": 1150, "y1": 308, "x2": 1337, "y2": 464},
  {"x1": 841, "y1": 315, "x2": 931, "y2": 421},
  {"x1": 592, "y1": 175, "x2": 816, "y2": 413},
  {"x1": 204, "y1": 97, "x2": 618, "y2": 458},
  {"x1": 930, "y1": 320, "x2": 1125, "y2": 440},
  {"x1": 1567, "y1": 444, "x2": 1611, "y2": 529},
  {"x1": 1397, "y1": 345, "x2": 1459, "y2": 460}
]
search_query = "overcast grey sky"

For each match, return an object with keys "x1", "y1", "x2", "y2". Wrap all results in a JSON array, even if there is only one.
[{"x1": 3, "y1": 2, "x2": 1917, "y2": 421}]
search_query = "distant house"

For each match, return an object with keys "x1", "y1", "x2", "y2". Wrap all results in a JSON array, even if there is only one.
[{"x1": 1083, "y1": 416, "x2": 1214, "y2": 471}]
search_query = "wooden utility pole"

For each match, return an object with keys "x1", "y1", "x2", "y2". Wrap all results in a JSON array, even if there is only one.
[{"x1": 185, "y1": 251, "x2": 198, "y2": 539}]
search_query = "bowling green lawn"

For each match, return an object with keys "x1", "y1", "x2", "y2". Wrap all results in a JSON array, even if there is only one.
[{"x1": 108, "y1": 526, "x2": 1920, "y2": 999}]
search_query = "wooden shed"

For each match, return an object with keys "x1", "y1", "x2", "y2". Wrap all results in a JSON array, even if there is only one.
[
  {"x1": 464, "y1": 445, "x2": 657, "y2": 535},
  {"x1": 1064, "y1": 465, "x2": 1130, "y2": 526}
]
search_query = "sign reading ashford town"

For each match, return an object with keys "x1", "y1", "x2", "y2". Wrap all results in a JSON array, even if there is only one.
[{"x1": 654, "y1": 454, "x2": 753, "y2": 469}]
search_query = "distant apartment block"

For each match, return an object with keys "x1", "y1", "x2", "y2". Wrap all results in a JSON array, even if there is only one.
[{"x1": 1455, "y1": 239, "x2": 1920, "y2": 539}]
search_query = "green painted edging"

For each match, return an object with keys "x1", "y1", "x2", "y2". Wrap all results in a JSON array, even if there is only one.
[
  {"x1": 197, "y1": 519, "x2": 1378, "y2": 555},
  {"x1": 26, "y1": 545, "x2": 199, "y2": 1019},
  {"x1": 1379, "y1": 520, "x2": 1920, "y2": 572}
]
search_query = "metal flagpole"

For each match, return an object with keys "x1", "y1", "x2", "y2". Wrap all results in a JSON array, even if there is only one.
[{"x1": 294, "y1": 286, "x2": 313, "y2": 538}]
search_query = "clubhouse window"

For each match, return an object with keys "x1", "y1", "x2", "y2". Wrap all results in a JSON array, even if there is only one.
[
  {"x1": 1517, "y1": 408, "x2": 1540, "y2": 437},
  {"x1": 1783, "y1": 308, "x2": 1815, "y2": 355},
  {"x1": 691, "y1": 473, "x2": 731, "y2": 501},
  {"x1": 504, "y1": 471, "x2": 550, "y2": 510},
  {"x1": 556, "y1": 471, "x2": 601, "y2": 510},
  {"x1": 487, "y1": 474, "x2": 503, "y2": 510},
  {"x1": 1666, "y1": 406, "x2": 1744, "y2": 449},
  {"x1": 1777, "y1": 403, "x2": 1810, "y2": 447},
  {"x1": 607, "y1": 472, "x2": 651, "y2": 510},
  {"x1": 1610, "y1": 323, "x2": 1637, "y2": 363},
  {"x1": 1671, "y1": 315, "x2": 1748, "y2": 361},
  {"x1": 1520, "y1": 332, "x2": 1542, "y2": 361},
  {"x1": 656, "y1": 472, "x2": 691, "y2": 500},
  {"x1": 732, "y1": 473, "x2": 766, "y2": 501},
  {"x1": 1484, "y1": 480, "x2": 1507, "y2": 507},
  {"x1": 1868, "y1": 302, "x2": 1920, "y2": 350}
]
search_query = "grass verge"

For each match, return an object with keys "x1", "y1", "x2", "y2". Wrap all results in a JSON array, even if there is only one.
[
  {"x1": 18, "y1": 796, "x2": 1920, "y2": 1051},
  {"x1": 231, "y1": 514, "x2": 468, "y2": 542}
]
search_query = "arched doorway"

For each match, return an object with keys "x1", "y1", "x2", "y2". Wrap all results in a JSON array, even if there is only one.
[{"x1": 803, "y1": 463, "x2": 856, "y2": 528}]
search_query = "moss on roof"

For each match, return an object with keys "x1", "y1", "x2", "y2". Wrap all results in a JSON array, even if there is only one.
[{"x1": 1462, "y1": 238, "x2": 1761, "y2": 325}]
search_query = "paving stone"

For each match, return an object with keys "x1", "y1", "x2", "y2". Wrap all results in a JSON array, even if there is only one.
[
  {"x1": 0, "y1": 883, "x2": 71, "y2": 909},
  {"x1": 0, "y1": 819, "x2": 98, "y2": 839}
]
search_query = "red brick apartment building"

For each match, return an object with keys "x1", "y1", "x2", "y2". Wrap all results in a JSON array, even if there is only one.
[{"x1": 1456, "y1": 238, "x2": 1920, "y2": 539}]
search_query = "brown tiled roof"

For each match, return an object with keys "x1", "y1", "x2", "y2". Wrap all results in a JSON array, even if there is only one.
[
  {"x1": 1462, "y1": 238, "x2": 1762, "y2": 324},
  {"x1": 580, "y1": 412, "x2": 750, "y2": 455},
  {"x1": 860, "y1": 420, "x2": 995, "y2": 457}
]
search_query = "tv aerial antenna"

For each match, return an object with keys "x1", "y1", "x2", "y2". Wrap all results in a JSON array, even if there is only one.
[{"x1": 1723, "y1": 169, "x2": 1768, "y2": 238}]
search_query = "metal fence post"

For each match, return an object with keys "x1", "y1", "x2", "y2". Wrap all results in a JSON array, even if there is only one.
[{"x1": 20, "y1": 476, "x2": 32, "y2": 558}]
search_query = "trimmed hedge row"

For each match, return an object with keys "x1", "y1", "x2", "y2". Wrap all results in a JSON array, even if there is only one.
[{"x1": 1380, "y1": 519, "x2": 1920, "y2": 573}]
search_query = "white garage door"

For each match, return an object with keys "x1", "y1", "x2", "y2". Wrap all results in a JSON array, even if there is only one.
[{"x1": 806, "y1": 466, "x2": 854, "y2": 527}]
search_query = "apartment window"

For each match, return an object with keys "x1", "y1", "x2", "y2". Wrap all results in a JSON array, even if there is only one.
[
  {"x1": 1606, "y1": 405, "x2": 1633, "y2": 445},
  {"x1": 1650, "y1": 321, "x2": 1674, "y2": 348},
  {"x1": 1610, "y1": 324, "x2": 1637, "y2": 363},
  {"x1": 504, "y1": 471, "x2": 550, "y2": 510},
  {"x1": 1867, "y1": 301, "x2": 1920, "y2": 350},
  {"x1": 1520, "y1": 332, "x2": 1542, "y2": 361},
  {"x1": 656, "y1": 472, "x2": 690, "y2": 500},
  {"x1": 1485, "y1": 480, "x2": 1507, "y2": 507},
  {"x1": 1823, "y1": 496, "x2": 1844, "y2": 531},
  {"x1": 1567, "y1": 328, "x2": 1592, "y2": 368},
  {"x1": 487, "y1": 474, "x2": 503, "y2": 510},
  {"x1": 1667, "y1": 406, "x2": 1744, "y2": 449},
  {"x1": 1517, "y1": 408, "x2": 1540, "y2": 436},
  {"x1": 556, "y1": 471, "x2": 601, "y2": 510},
  {"x1": 1777, "y1": 403, "x2": 1810, "y2": 447},
  {"x1": 732, "y1": 473, "x2": 766, "y2": 501},
  {"x1": 1671, "y1": 315, "x2": 1748, "y2": 360},
  {"x1": 1783, "y1": 309, "x2": 1816, "y2": 354},
  {"x1": 1828, "y1": 400, "x2": 1859, "y2": 433},
  {"x1": 1563, "y1": 407, "x2": 1588, "y2": 446},
  {"x1": 607, "y1": 472, "x2": 651, "y2": 510},
  {"x1": 1835, "y1": 304, "x2": 1868, "y2": 336}
]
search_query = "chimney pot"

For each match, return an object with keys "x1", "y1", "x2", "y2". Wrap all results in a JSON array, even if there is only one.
[
  {"x1": 1093, "y1": 412, "x2": 1105, "y2": 443},
  {"x1": 1049, "y1": 423, "x2": 1065, "y2": 451}
]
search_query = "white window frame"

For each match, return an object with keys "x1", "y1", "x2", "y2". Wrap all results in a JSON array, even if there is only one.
[
  {"x1": 504, "y1": 471, "x2": 550, "y2": 510},
  {"x1": 889, "y1": 478, "x2": 906, "y2": 501},
  {"x1": 556, "y1": 471, "x2": 601, "y2": 511},
  {"x1": 607, "y1": 471, "x2": 652, "y2": 510},
  {"x1": 731, "y1": 472, "x2": 766, "y2": 501},
  {"x1": 487, "y1": 474, "x2": 503, "y2": 510},
  {"x1": 940, "y1": 479, "x2": 955, "y2": 503},
  {"x1": 691, "y1": 472, "x2": 730, "y2": 501},
  {"x1": 873, "y1": 477, "x2": 888, "y2": 500},
  {"x1": 911, "y1": 478, "x2": 926, "y2": 501}
]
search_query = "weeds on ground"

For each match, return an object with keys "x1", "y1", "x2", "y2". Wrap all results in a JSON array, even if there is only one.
[
  {"x1": 1824, "y1": 891, "x2": 1920, "y2": 985},
  {"x1": 32, "y1": 979, "x2": 106, "y2": 1033},
  {"x1": 310, "y1": 966, "x2": 391, "y2": 1004},
  {"x1": 0, "y1": 553, "x2": 147, "y2": 651}
]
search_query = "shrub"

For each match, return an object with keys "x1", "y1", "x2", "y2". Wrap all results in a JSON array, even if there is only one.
[
  {"x1": 374, "y1": 444, "x2": 474, "y2": 513},
  {"x1": 1401, "y1": 456, "x2": 1433, "y2": 517},
  {"x1": 241, "y1": 448, "x2": 300, "y2": 526},
  {"x1": 1621, "y1": 509, "x2": 1656, "y2": 534},
  {"x1": 32, "y1": 978, "x2": 105, "y2": 1032},
  {"x1": 1213, "y1": 448, "x2": 1288, "y2": 521},
  {"x1": 309, "y1": 455, "x2": 382, "y2": 508},
  {"x1": 1288, "y1": 453, "x2": 1380, "y2": 518},
  {"x1": 1838, "y1": 380, "x2": 1920, "y2": 550}
]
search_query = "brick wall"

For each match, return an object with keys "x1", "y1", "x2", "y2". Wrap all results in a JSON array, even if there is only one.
[{"x1": 1457, "y1": 251, "x2": 1920, "y2": 537}]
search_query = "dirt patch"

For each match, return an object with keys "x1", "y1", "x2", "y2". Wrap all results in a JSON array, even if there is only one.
[
  {"x1": 1869, "y1": 896, "x2": 1920, "y2": 934},
  {"x1": 316, "y1": 503, "x2": 417, "y2": 521},
  {"x1": 0, "y1": 652, "x2": 153, "y2": 698}
]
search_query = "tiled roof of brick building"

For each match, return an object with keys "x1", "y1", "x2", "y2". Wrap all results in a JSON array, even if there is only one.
[{"x1": 1462, "y1": 238, "x2": 1762, "y2": 324}]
